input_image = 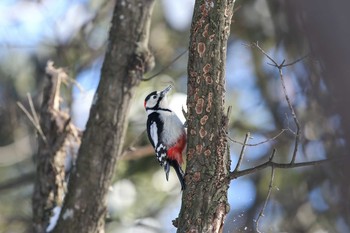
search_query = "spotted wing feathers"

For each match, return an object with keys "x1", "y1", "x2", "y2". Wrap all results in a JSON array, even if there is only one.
[{"x1": 147, "y1": 114, "x2": 168, "y2": 166}]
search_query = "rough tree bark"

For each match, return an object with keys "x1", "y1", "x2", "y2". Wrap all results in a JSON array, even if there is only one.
[
  {"x1": 177, "y1": 0, "x2": 235, "y2": 232},
  {"x1": 32, "y1": 62, "x2": 78, "y2": 233},
  {"x1": 48, "y1": 0, "x2": 155, "y2": 232}
]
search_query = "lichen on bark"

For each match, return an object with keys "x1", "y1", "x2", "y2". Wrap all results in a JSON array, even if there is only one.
[{"x1": 177, "y1": 0, "x2": 235, "y2": 232}]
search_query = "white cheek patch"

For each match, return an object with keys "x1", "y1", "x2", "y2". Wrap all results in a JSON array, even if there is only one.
[{"x1": 146, "y1": 97, "x2": 159, "y2": 109}]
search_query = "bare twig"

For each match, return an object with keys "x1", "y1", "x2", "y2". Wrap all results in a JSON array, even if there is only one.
[
  {"x1": 233, "y1": 42, "x2": 331, "y2": 230},
  {"x1": 230, "y1": 158, "x2": 329, "y2": 180},
  {"x1": 248, "y1": 42, "x2": 301, "y2": 164},
  {"x1": 142, "y1": 50, "x2": 188, "y2": 81},
  {"x1": 256, "y1": 166, "x2": 275, "y2": 233},
  {"x1": 246, "y1": 42, "x2": 308, "y2": 69},
  {"x1": 66, "y1": 77, "x2": 85, "y2": 93},
  {"x1": 228, "y1": 129, "x2": 289, "y2": 147},
  {"x1": 17, "y1": 102, "x2": 37, "y2": 130},
  {"x1": 122, "y1": 145, "x2": 154, "y2": 161},
  {"x1": 245, "y1": 42, "x2": 278, "y2": 67},
  {"x1": 0, "y1": 144, "x2": 154, "y2": 193},
  {"x1": 269, "y1": 148, "x2": 276, "y2": 161},
  {"x1": 120, "y1": 130, "x2": 147, "y2": 158},
  {"x1": 27, "y1": 93, "x2": 39, "y2": 127},
  {"x1": 17, "y1": 96, "x2": 48, "y2": 144},
  {"x1": 283, "y1": 54, "x2": 309, "y2": 67},
  {"x1": 0, "y1": 172, "x2": 35, "y2": 193},
  {"x1": 225, "y1": 106, "x2": 232, "y2": 127},
  {"x1": 277, "y1": 64, "x2": 300, "y2": 164},
  {"x1": 233, "y1": 132, "x2": 250, "y2": 172}
]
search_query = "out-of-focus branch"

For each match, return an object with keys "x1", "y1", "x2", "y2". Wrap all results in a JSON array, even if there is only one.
[
  {"x1": 141, "y1": 49, "x2": 187, "y2": 81},
  {"x1": 228, "y1": 128, "x2": 288, "y2": 147},
  {"x1": 0, "y1": 136, "x2": 34, "y2": 166},
  {"x1": 229, "y1": 43, "x2": 333, "y2": 229},
  {"x1": 0, "y1": 144, "x2": 154, "y2": 194},
  {"x1": 0, "y1": 173, "x2": 35, "y2": 193},
  {"x1": 17, "y1": 95, "x2": 47, "y2": 144},
  {"x1": 248, "y1": 42, "x2": 303, "y2": 164},
  {"x1": 230, "y1": 153, "x2": 329, "y2": 180},
  {"x1": 121, "y1": 145, "x2": 154, "y2": 160},
  {"x1": 229, "y1": 43, "x2": 330, "y2": 180},
  {"x1": 2, "y1": 124, "x2": 150, "y2": 196},
  {"x1": 233, "y1": 132, "x2": 250, "y2": 172},
  {"x1": 256, "y1": 166, "x2": 275, "y2": 233}
]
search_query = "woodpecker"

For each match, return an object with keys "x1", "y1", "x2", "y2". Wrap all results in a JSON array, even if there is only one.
[{"x1": 144, "y1": 85, "x2": 186, "y2": 190}]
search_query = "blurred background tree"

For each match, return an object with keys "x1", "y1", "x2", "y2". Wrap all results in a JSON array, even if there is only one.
[{"x1": 0, "y1": 0, "x2": 349, "y2": 233}]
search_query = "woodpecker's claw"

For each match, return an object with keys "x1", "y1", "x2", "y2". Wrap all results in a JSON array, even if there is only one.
[{"x1": 164, "y1": 162, "x2": 170, "y2": 181}]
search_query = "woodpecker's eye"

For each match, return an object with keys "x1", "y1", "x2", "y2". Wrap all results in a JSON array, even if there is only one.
[{"x1": 152, "y1": 95, "x2": 157, "y2": 99}]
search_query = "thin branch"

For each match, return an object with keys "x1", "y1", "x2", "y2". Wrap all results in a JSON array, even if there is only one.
[
  {"x1": 235, "y1": 42, "x2": 329, "y2": 231},
  {"x1": 245, "y1": 41, "x2": 278, "y2": 67},
  {"x1": 246, "y1": 42, "x2": 308, "y2": 69},
  {"x1": 233, "y1": 132, "x2": 250, "y2": 172},
  {"x1": 142, "y1": 50, "x2": 188, "y2": 81},
  {"x1": 66, "y1": 76, "x2": 85, "y2": 93},
  {"x1": 128, "y1": 130, "x2": 146, "y2": 150},
  {"x1": 120, "y1": 130, "x2": 163, "y2": 161},
  {"x1": 0, "y1": 172, "x2": 35, "y2": 193},
  {"x1": 17, "y1": 100, "x2": 48, "y2": 144},
  {"x1": 122, "y1": 145, "x2": 154, "y2": 161},
  {"x1": 230, "y1": 158, "x2": 329, "y2": 180},
  {"x1": 228, "y1": 129, "x2": 289, "y2": 147},
  {"x1": 0, "y1": 145, "x2": 155, "y2": 193},
  {"x1": 269, "y1": 148, "x2": 276, "y2": 161},
  {"x1": 17, "y1": 102, "x2": 36, "y2": 128},
  {"x1": 27, "y1": 93, "x2": 40, "y2": 128},
  {"x1": 283, "y1": 54, "x2": 309, "y2": 67},
  {"x1": 277, "y1": 65, "x2": 300, "y2": 164},
  {"x1": 256, "y1": 166, "x2": 275, "y2": 233},
  {"x1": 248, "y1": 42, "x2": 301, "y2": 164},
  {"x1": 225, "y1": 106, "x2": 232, "y2": 128}
]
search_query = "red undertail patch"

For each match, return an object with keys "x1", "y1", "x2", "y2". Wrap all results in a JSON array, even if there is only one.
[{"x1": 167, "y1": 134, "x2": 186, "y2": 164}]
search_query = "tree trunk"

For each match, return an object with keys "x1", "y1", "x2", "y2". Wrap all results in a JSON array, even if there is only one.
[
  {"x1": 50, "y1": 0, "x2": 155, "y2": 232},
  {"x1": 177, "y1": 0, "x2": 235, "y2": 232}
]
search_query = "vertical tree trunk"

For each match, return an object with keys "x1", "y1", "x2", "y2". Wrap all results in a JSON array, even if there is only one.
[
  {"x1": 50, "y1": 0, "x2": 155, "y2": 232},
  {"x1": 177, "y1": 0, "x2": 235, "y2": 232}
]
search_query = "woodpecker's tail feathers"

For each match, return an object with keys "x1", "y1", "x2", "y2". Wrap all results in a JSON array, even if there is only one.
[
  {"x1": 167, "y1": 160, "x2": 186, "y2": 190},
  {"x1": 175, "y1": 165, "x2": 186, "y2": 191},
  {"x1": 164, "y1": 161, "x2": 170, "y2": 181}
]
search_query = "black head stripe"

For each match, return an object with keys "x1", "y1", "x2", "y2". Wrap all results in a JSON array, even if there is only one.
[
  {"x1": 145, "y1": 90, "x2": 170, "y2": 111},
  {"x1": 145, "y1": 91, "x2": 163, "y2": 109},
  {"x1": 146, "y1": 107, "x2": 172, "y2": 112},
  {"x1": 145, "y1": 91, "x2": 157, "y2": 102},
  {"x1": 154, "y1": 95, "x2": 163, "y2": 109}
]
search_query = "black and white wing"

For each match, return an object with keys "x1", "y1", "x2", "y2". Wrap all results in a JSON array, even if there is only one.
[{"x1": 147, "y1": 112, "x2": 167, "y2": 166}]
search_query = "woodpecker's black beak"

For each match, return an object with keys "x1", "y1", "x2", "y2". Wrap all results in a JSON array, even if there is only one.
[
  {"x1": 164, "y1": 162, "x2": 170, "y2": 181},
  {"x1": 160, "y1": 85, "x2": 172, "y2": 97}
]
